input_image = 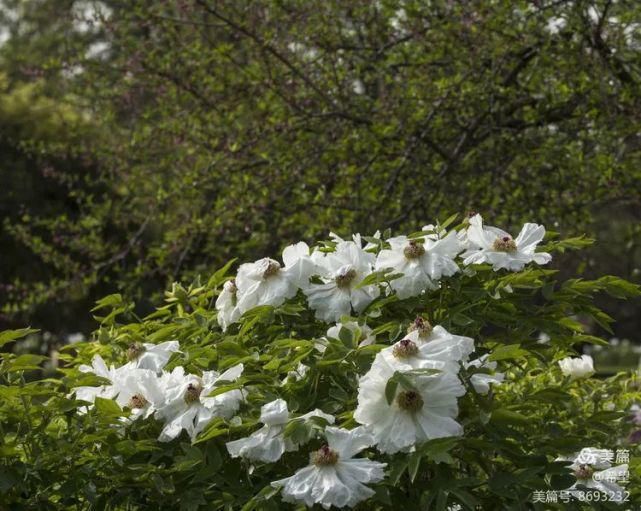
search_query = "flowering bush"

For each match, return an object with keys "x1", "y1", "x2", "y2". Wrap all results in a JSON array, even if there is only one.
[{"x1": 1, "y1": 214, "x2": 641, "y2": 509}]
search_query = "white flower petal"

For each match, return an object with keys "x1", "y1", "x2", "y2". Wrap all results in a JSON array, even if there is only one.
[
  {"x1": 260, "y1": 398, "x2": 290, "y2": 425},
  {"x1": 325, "y1": 426, "x2": 374, "y2": 459},
  {"x1": 136, "y1": 341, "x2": 180, "y2": 372},
  {"x1": 559, "y1": 355, "x2": 594, "y2": 380}
]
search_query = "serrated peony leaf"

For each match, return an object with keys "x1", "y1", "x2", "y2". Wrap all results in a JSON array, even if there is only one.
[{"x1": 0, "y1": 328, "x2": 39, "y2": 348}]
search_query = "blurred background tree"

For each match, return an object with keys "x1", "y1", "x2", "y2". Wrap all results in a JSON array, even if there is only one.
[{"x1": 1, "y1": 0, "x2": 640, "y2": 352}]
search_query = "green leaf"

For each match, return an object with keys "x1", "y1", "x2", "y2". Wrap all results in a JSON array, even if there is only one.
[
  {"x1": 355, "y1": 268, "x2": 402, "y2": 289},
  {"x1": 0, "y1": 466, "x2": 20, "y2": 492},
  {"x1": 193, "y1": 418, "x2": 227, "y2": 444},
  {"x1": 408, "y1": 368, "x2": 442, "y2": 377},
  {"x1": 0, "y1": 328, "x2": 39, "y2": 348},
  {"x1": 94, "y1": 397, "x2": 122, "y2": 417},
  {"x1": 419, "y1": 437, "x2": 458, "y2": 464},
  {"x1": 451, "y1": 313, "x2": 473, "y2": 326},
  {"x1": 531, "y1": 388, "x2": 572, "y2": 403},
  {"x1": 408, "y1": 451, "x2": 421, "y2": 482},
  {"x1": 283, "y1": 419, "x2": 313, "y2": 445},
  {"x1": 385, "y1": 378, "x2": 398, "y2": 405},
  {"x1": 241, "y1": 484, "x2": 280, "y2": 511},
  {"x1": 338, "y1": 326, "x2": 355, "y2": 347},
  {"x1": 91, "y1": 293, "x2": 124, "y2": 311},
  {"x1": 388, "y1": 458, "x2": 409, "y2": 485},
  {"x1": 206, "y1": 383, "x2": 243, "y2": 398},
  {"x1": 488, "y1": 344, "x2": 528, "y2": 361},
  {"x1": 147, "y1": 325, "x2": 180, "y2": 343},
  {"x1": 438, "y1": 212, "x2": 459, "y2": 230},
  {"x1": 558, "y1": 316, "x2": 585, "y2": 332},
  {"x1": 393, "y1": 371, "x2": 416, "y2": 390},
  {"x1": 597, "y1": 276, "x2": 640, "y2": 299},
  {"x1": 490, "y1": 408, "x2": 530, "y2": 425},
  {"x1": 6, "y1": 354, "x2": 47, "y2": 372},
  {"x1": 449, "y1": 488, "x2": 480, "y2": 510},
  {"x1": 542, "y1": 236, "x2": 594, "y2": 253},
  {"x1": 208, "y1": 258, "x2": 238, "y2": 288}
]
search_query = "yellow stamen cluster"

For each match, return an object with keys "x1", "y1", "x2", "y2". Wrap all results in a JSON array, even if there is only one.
[
  {"x1": 311, "y1": 445, "x2": 339, "y2": 466},
  {"x1": 127, "y1": 393, "x2": 148, "y2": 409},
  {"x1": 492, "y1": 236, "x2": 517, "y2": 253},
  {"x1": 127, "y1": 343, "x2": 145, "y2": 361},
  {"x1": 404, "y1": 239, "x2": 426, "y2": 259},
  {"x1": 262, "y1": 260, "x2": 281, "y2": 278},
  {"x1": 574, "y1": 464, "x2": 594, "y2": 480},
  {"x1": 407, "y1": 316, "x2": 433, "y2": 338},
  {"x1": 396, "y1": 389, "x2": 424, "y2": 412},
  {"x1": 335, "y1": 268, "x2": 357, "y2": 288},
  {"x1": 184, "y1": 382, "x2": 203, "y2": 404},
  {"x1": 393, "y1": 339, "x2": 419, "y2": 358}
]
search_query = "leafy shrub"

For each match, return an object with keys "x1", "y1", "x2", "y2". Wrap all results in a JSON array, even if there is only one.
[{"x1": 1, "y1": 214, "x2": 640, "y2": 510}]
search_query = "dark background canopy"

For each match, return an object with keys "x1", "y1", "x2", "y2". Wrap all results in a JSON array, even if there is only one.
[{"x1": 0, "y1": 0, "x2": 639, "y2": 350}]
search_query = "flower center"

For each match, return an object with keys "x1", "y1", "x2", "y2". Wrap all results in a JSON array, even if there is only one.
[
  {"x1": 127, "y1": 393, "x2": 148, "y2": 409},
  {"x1": 393, "y1": 339, "x2": 419, "y2": 358},
  {"x1": 403, "y1": 240, "x2": 426, "y2": 259},
  {"x1": 312, "y1": 445, "x2": 339, "y2": 466},
  {"x1": 335, "y1": 268, "x2": 357, "y2": 289},
  {"x1": 396, "y1": 389, "x2": 424, "y2": 412},
  {"x1": 396, "y1": 390, "x2": 425, "y2": 413},
  {"x1": 407, "y1": 316, "x2": 433, "y2": 338},
  {"x1": 492, "y1": 236, "x2": 517, "y2": 253},
  {"x1": 126, "y1": 342, "x2": 145, "y2": 361},
  {"x1": 262, "y1": 260, "x2": 281, "y2": 278},
  {"x1": 574, "y1": 464, "x2": 594, "y2": 480},
  {"x1": 184, "y1": 382, "x2": 203, "y2": 404}
]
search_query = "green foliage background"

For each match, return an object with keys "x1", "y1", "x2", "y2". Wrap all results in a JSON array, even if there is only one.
[
  {"x1": 1, "y1": 0, "x2": 640, "y2": 343},
  {"x1": 1, "y1": 236, "x2": 640, "y2": 509}
]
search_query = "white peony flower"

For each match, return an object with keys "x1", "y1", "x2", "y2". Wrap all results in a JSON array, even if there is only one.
[
  {"x1": 404, "y1": 318, "x2": 471, "y2": 350},
  {"x1": 304, "y1": 239, "x2": 380, "y2": 322},
  {"x1": 235, "y1": 242, "x2": 315, "y2": 314},
  {"x1": 558, "y1": 355, "x2": 594, "y2": 380},
  {"x1": 215, "y1": 279, "x2": 241, "y2": 331},
  {"x1": 371, "y1": 333, "x2": 474, "y2": 375},
  {"x1": 326, "y1": 320, "x2": 376, "y2": 347},
  {"x1": 462, "y1": 214, "x2": 551, "y2": 271},
  {"x1": 115, "y1": 368, "x2": 170, "y2": 421},
  {"x1": 560, "y1": 447, "x2": 628, "y2": 502},
  {"x1": 375, "y1": 232, "x2": 461, "y2": 298},
  {"x1": 156, "y1": 363, "x2": 244, "y2": 442},
  {"x1": 354, "y1": 363, "x2": 466, "y2": 454},
  {"x1": 466, "y1": 355, "x2": 504, "y2": 394},
  {"x1": 75, "y1": 355, "x2": 135, "y2": 408},
  {"x1": 75, "y1": 355, "x2": 168, "y2": 420},
  {"x1": 226, "y1": 399, "x2": 334, "y2": 463},
  {"x1": 271, "y1": 426, "x2": 386, "y2": 509},
  {"x1": 125, "y1": 340, "x2": 180, "y2": 372}
]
